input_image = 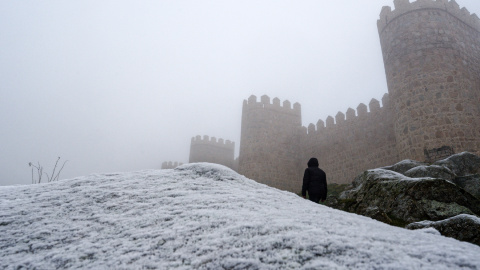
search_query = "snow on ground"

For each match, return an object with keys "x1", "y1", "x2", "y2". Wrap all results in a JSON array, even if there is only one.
[{"x1": 1, "y1": 163, "x2": 480, "y2": 269}]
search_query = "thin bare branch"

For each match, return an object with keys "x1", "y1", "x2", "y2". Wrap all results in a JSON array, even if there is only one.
[
  {"x1": 29, "y1": 158, "x2": 68, "y2": 184},
  {"x1": 49, "y1": 157, "x2": 61, "y2": 182},
  {"x1": 44, "y1": 172, "x2": 51, "y2": 182},
  {"x1": 38, "y1": 162, "x2": 43, "y2": 184},
  {"x1": 54, "y1": 160, "x2": 68, "y2": 181}
]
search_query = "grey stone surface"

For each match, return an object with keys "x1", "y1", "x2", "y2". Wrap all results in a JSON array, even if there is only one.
[
  {"x1": 452, "y1": 175, "x2": 480, "y2": 200},
  {"x1": 434, "y1": 152, "x2": 480, "y2": 177}
]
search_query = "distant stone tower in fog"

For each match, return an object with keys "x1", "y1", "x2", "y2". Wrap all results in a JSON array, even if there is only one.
[
  {"x1": 378, "y1": 0, "x2": 480, "y2": 161},
  {"x1": 238, "y1": 95, "x2": 302, "y2": 191},
  {"x1": 161, "y1": 161, "x2": 183, "y2": 169},
  {"x1": 189, "y1": 135, "x2": 236, "y2": 170}
]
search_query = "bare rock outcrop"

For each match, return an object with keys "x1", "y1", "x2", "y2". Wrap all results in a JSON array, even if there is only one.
[
  {"x1": 339, "y1": 169, "x2": 480, "y2": 226},
  {"x1": 337, "y1": 152, "x2": 480, "y2": 244}
]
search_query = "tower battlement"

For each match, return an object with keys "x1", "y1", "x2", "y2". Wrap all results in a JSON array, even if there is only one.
[
  {"x1": 243, "y1": 95, "x2": 301, "y2": 116},
  {"x1": 378, "y1": 0, "x2": 480, "y2": 33},
  {"x1": 191, "y1": 135, "x2": 235, "y2": 150},
  {"x1": 305, "y1": 94, "x2": 390, "y2": 135}
]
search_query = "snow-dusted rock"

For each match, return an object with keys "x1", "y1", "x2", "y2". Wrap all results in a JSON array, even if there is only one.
[
  {"x1": 404, "y1": 165, "x2": 456, "y2": 181},
  {"x1": 381, "y1": 159, "x2": 426, "y2": 174},
  {"x1": 434, "y1": 152, "x2": 480, "y2": 176},
  {"x1": 2, "y1": 163, "x2": 480, "y2": 269},
  {"x1": 334, "y1": 152, "x2": 480, "y2": 246},
  {"x1": 407, "y1": 214, "x2": 480, "y2": 246},
  {"x1": 414, "y1": 227, "x2": 441, "y2": 236},
  {"x1": 338, "y1": 169, "x2": 480, "y2": 226}
]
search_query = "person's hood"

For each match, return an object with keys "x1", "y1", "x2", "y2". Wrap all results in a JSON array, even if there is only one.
[{"x1": 308, "y1": 158, "x2": 319, "y2": 167}]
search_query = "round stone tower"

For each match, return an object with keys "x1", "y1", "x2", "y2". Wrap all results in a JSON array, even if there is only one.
[{"x1": 378, "y1": 0, "x2": 480, "y2": 161}]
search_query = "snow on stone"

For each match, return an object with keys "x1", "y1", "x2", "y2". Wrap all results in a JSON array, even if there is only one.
[
  {"x1": 405, "y1": 165, "x2": 429, "y2": 173},
  {"x1": 410, "y1": 214, "x2": 480, "y2": 228},
  {"x1": 1, "y1": 163, "x2": 480, "y2": 269},
  {"x1": 390, "y1": 159, "x2": 419, "y2": 166},
  {"x1": 367, "y1": 169, "x2": 428, "y2": 182},
  {"x1": 442, "y1": 214, "x2": 480, "y2": 225}
]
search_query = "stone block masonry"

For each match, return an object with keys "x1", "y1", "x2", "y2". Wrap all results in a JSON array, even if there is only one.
[
  {"x1": 238, "y1": 95, "x2": 302, "y2": 191},
  {"x1": 238, "y1": 94, "x2": 401, "y2": 188},
  {"x1": 299, "y1": 94, "x2": 400, "y2": 185},
  {"x1": 378, "y1": 0, "x2": 480, "y2": 161}
]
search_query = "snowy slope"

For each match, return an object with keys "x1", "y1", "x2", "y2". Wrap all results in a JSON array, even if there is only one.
[{"x1": 1, "y1": 163, "x2": 480, "y2": 269}]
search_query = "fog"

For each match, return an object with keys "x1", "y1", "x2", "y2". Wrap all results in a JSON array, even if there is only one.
[{"x1": 1, "y1": 0, "x2": 479, "y2": 186}]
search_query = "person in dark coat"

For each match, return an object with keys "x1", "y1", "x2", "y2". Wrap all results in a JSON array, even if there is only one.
[{"x1": 302, "y1": 157, "x2": 327, "y2": 203}]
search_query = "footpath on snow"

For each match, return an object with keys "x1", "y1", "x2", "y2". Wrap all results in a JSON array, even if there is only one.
[{"x1": 1, "y1": 163, "x2": 480, "y2": 269}]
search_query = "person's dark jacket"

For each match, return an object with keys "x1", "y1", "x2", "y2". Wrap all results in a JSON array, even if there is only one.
[{"x1": 301, "y1": 158, "x2": 327, "y2": 201}]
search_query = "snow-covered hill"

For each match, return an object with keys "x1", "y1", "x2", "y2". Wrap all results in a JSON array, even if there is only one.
[{"x1": 1, "y1": 163, "x2": 480, "y2": 269}]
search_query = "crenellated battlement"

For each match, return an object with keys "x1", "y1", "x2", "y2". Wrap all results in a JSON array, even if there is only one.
[
  {"x1": 377, "y1": 0, "x2": 480, "y2": 33},
  {"x1": 243, "y1": 95, "x2": 301, "y2": 116},
  {"x1": 161, "y1": 161, "x2": 183, "y2": 169},
  {"x1": 191, "y1": 135, "x2": 235, "y2": 150},
  {"x1": 305, "y1": 94, "x2": 391, "y2": 135}
]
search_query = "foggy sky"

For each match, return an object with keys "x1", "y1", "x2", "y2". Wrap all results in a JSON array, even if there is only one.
[{"x1": 2, "y1": 0, "x2": 480, "y2": 186}]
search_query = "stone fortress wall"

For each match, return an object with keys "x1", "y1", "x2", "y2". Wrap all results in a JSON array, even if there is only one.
[
  {"x1": 298, "y1": 94, "x2": 400, "y2": 186},
  {"x1": 162, "y1": 0, "x2": 480, "y2": 193},
  {"x1": 238, "y1": 93, "x2": 400, "y2": 188},
  {"x1": 189, "y1": 135, "x2": 236, "y2": 170},
  {"x1": 237, "y1": 0, "x2": 480, "y2": 191}
]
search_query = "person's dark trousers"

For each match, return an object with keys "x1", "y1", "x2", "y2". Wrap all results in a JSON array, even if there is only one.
[{"x1": 308, "y1": 194, "x2": 320, "y2": 203}]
